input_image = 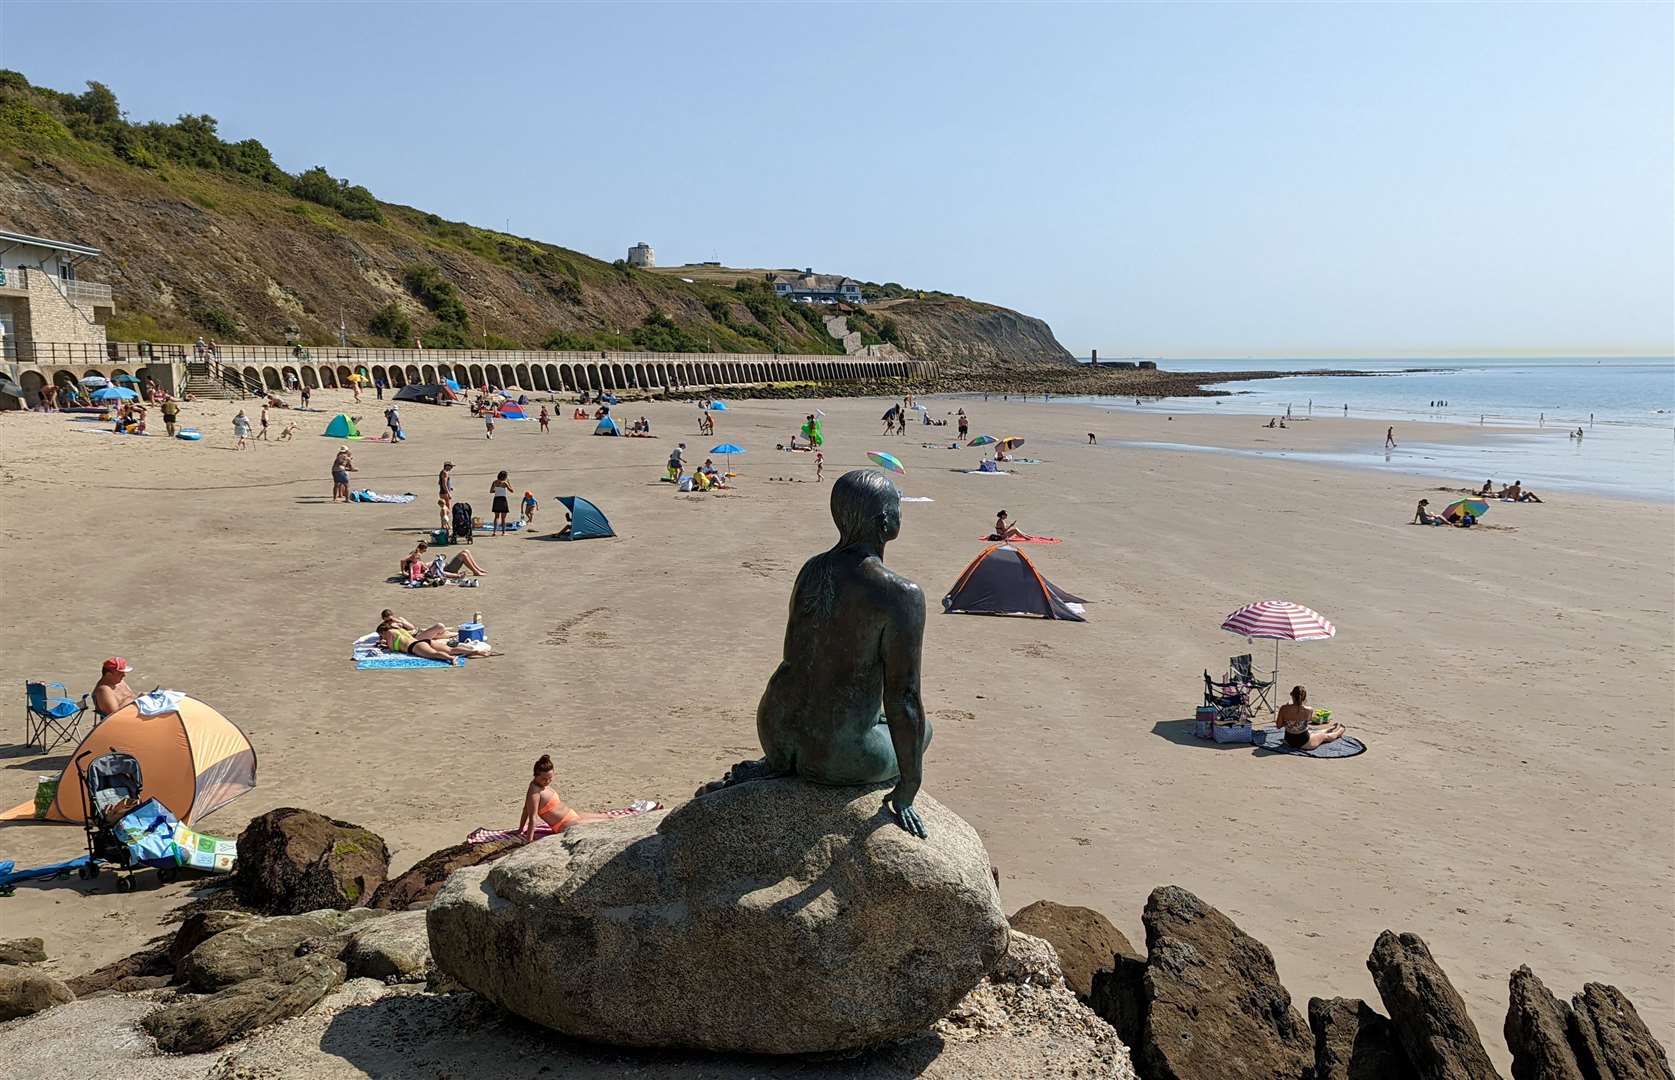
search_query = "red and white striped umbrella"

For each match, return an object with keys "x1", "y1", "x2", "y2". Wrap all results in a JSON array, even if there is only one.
[{"x1": 1220, "y1": 600, "x2": 1336, "y2": 641}]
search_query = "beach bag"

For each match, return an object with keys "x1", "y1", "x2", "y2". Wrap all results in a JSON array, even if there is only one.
[{"x1": 452, "y1": 501, "x2": 474, "y2": 541}]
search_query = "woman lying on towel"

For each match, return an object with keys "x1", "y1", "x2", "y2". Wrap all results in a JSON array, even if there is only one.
[
  {"x1": 401, "y1": 540, "x2": 486, "y2": 578},
  {"x1": 521, "y1": 754, "x2": 618, "y2": 841},
  {"x1": 375, "y1": 612, "x2": 476, "y2": 662}
]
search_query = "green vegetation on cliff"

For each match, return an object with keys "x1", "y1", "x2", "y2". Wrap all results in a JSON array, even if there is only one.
[{"x1": 0, "y1": 71, "x2": 1071, "y2": 368}]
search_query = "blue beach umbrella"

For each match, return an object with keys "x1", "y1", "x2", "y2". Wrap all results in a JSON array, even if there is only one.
[
  {"x1": 710, "y1": 442, "x2": 745, "y2": 470},
  {"x1": 444, "y1": 378, "x2": 462, "y2": 392},
  {"x1": 113, "y1": 374, "x2": 139, "y2": 384},
  {"x1": 709, "y1": 401, "x2": 728, "y2": 411},
  {"x1": 91, "y1": 386, "x2": 138, "y2": 402}
]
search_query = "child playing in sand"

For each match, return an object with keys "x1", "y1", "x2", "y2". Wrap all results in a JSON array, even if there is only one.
[
  {"x1": 277, "y1": 420, "x2": 297, "y2": 442},
  {"x1": 522, "y1": 491, "x2": 538, "y2": 525},
  {"x1": 815, "y1": 451, "x2": 824, "y2": 482}
]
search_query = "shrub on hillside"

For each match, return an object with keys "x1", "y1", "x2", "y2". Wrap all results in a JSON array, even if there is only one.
[
  {"x1": 292, "y1": 166, "x2": 383, "y2": 223},
  {"x1": 402, "y1": 266, "x2": 469, "y2": 327},
  {"x1": 542, "y1": 329, "x2": 596, "y2": 351},
  {"x1": 368, "y1": 303, "x2": 412, "y2": 346}
]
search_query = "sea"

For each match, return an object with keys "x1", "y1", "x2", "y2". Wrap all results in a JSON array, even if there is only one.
[{"x1": 1061, "y1": 357, "x2": 1675, "y2": 502}]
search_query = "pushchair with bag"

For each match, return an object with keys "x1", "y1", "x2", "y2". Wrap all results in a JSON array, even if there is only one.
[{"x1": 73, "y1": 750, "x2": 181, "y2": 892}]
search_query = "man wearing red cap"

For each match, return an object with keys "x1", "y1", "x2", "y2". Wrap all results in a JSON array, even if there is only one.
[{"x1": 92, "y1": 658, "x2": 136, "y2": 719}]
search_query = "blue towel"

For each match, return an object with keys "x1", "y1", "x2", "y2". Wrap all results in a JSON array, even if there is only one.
[
  {"x1": 356, "y1": 654, "x2": 463, "y2": 670},
  {"x1": 1, "y1": 855, "x2": 91, "y2": 887},
  {"x1": 1255, "y1": 731, "x2": 1367, "y2": 758}
]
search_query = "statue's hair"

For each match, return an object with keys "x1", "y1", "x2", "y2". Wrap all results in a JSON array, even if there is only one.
[{"x1": 830, "y1": 469, "x2": 899, "y2": 548}]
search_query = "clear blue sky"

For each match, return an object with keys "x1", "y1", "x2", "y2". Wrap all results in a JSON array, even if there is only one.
[{"x1": 3, "y1": 1, "x2": 1670, "y2": 357}]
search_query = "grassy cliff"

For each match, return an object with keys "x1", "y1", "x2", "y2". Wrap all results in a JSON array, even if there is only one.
[{"x1": 0, "y1": 72, "x2": 1073, "y2": 372}]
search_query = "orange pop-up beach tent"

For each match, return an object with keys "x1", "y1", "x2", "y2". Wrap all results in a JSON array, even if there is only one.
[{"x1": 3, "y1": 696, "x2": 256, "y2": 825}]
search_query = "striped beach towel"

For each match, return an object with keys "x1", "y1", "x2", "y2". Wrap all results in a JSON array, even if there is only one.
[{"x1": 466, "y1": 800, "x2": 663, "y2": 845}]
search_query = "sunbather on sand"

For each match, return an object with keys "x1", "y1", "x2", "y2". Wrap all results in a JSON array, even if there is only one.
[
  {"x1": 1276, "y1": 685, "x2": 1345, "y2": 750},
  {"x1": 376, "y1": 619, "x2": 475, "y2": 662},
  {"x1": 520, "y1": 753, "x2": 617, "y2": 842},
  {"x1": 991, "y1": 510, "x2": 1025, "y2": 541},
  {"x1": 1412, "y1": 499, "x2": 1446, "y2": 526},
  {"x1": 1479, "y1": 479, "x2": 1496, "y2": 496},
  {"x1": 379, "y1": 610, "x2": 454, "y2": 641},
  {"x1": 401, "y1": 540, "x2": 486, "y2": 577}
]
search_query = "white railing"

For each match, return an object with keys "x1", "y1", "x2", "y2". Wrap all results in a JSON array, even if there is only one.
[{"x1": 0, "y1": 267, "x2": 114, "y2": 308}]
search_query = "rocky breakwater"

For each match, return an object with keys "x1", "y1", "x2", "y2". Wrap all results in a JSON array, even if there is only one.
[{"x1": 428, "y1": 777, "x2": 1010, "y2": 1054}]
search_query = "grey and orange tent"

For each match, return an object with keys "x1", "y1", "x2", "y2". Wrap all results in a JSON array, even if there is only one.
[
  {"x1": 942, "y1": 544, "x2": 1087, "y2": 620},
  {"x1": 3, "y1": 696, "x2": 256, "y2": 825}
]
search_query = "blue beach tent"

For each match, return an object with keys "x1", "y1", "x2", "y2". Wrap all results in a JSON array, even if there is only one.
[
  {"x1": 555, "y1": 496, "x2": 615, "y2": 540},
  {"x1": 594, "y1": 416, "x2": 622, "y2": 436}
]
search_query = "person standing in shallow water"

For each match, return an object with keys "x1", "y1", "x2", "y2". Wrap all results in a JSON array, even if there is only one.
[{"x1": 701, "y1": 469, "x2": 931, "y2": 838}]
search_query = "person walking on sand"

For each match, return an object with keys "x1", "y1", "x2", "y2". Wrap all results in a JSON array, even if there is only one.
[
  {"x1": 957, "y1": 410, "x2": 968, "y2": 441},
  {"x1": 1385, "y1": 426, "x2": 1397, "y2": 449},
  {"x1": 1088, "y1": 432, "x2": 1097, "y2": 444},
  {"x1": 300, "y1": 383, "x2": 311, "y2": 410},
  {"x1": 232, "y1": 409, "x2": 251, "y2": 450},
  {"x1": 538, "y1": 406, "x2": 550, "y2": 433},
  {"x1": 484, "y1": 410, "x2": 496, "y2": 439},
  {"x1": 331, "y1": 445, "x2": 356, "y2": 502},
  {"x1": 256, "y1": 403, "x2": 270, "y2": 441},
  {"x1": 490, "y1": 470, "x2": 514, "y2": 534},
  {"x1": 161, "y1": 398, "x2": 180, "y2": 437},
  {"x1": 815, "y1": 450, "x2": 824, "y2": 482}
]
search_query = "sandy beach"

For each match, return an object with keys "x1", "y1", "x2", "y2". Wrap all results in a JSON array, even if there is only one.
[{"x1": 1, "y1": 391, "x2": 1670, "y2": 1062}]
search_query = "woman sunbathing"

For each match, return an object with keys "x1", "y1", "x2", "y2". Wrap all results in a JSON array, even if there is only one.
[
  {"x1": 1412, "y1": 499, "x2": 1446, "y2": 526},
  {"x1": 402, "y1": 540, "x2": 486, "y2": 577},
  {"x1": 519, "y1": 753, "x2": 617, "y2": 842},
  {"x1": 1276, "y1": 685, "x2": 1345, "y2": 750},
  {"x1": 377, "y1": 619, "x2": 475, "y2": 662},
  {"x1": 991, "y1": 510, "x2": 1025, "y2": 540}
]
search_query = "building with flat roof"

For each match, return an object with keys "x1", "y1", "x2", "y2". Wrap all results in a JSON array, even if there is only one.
[
  {"x1": 0, "y1": 229, "x2": 114, "y2": 363},
  {"x1": 627, "y1": 241, "x2": 655, "y2": 268}
]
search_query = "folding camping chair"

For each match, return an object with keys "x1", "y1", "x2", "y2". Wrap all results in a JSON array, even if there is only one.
[
  {"x1": 1203, "y1": 671, "x2": 1252, "y2": 723},
  {"x1": 24, "y1": 681, "x2": 90, "y2": 752},
  {"x1": 1229, "y1": 654, "x2": 1275, "y2": 713}
]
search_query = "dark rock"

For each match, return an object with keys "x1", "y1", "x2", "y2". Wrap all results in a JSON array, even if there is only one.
[
  {"x1": 234, "y1": 807, "x2": 390, "y2": 915},
  {"x1": 179, "y1": 908, "x2": 381, "y2": 991},
  {"x1": 429, "y1": 780, "x2": 1008, "y2": 1054},
  {"x1": 1008, "y1": 899, "x2": 1140, "y2": 999},
  {"x1": 1310, "y1": 996, "x2": 1409, "y2": 1080},
  {"x1": 367, "y1": 838, "x2": 519, "y2": 911},
  {"x1": 1126, "y1": 884, "x2": 1314, "y2": 1080},
  {"x1": 168, "y1": 910, "x2": 257, "y2": 974},
  {"x1": 1088, "y1": 951, "x2": 1148, "y2": 1049},
  {"x1": 1367, "y1": 930, "x2": 1500, "y2": 1079},
  {"x1": 1505, "y1": 967, "x2": 1584, "y2": 1080},
  {"x1": 0, "y1": 966, "x2": 74, "y2": 1021},
  {"x1": 1569, "y1": 983, "x2": 1673, "y2": 1080},
  {"x1": 141, "y1": 953, "x2": 346, "y2": 1054},
  {"x1": 63, "y1": 943, "x2": 172, "y2": 997},
  {"x1": 0, "y1": 938, "x2": 46, "y2": 965}
]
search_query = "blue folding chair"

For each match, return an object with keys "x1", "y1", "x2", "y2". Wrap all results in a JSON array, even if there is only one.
[{"x1": 24, "y1": 682, "x2": 89, "y2": 752}]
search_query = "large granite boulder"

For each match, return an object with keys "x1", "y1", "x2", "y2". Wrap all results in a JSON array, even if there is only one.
[
  {"x1": 1310, "y1": 996, "x2": 1410, "y2": 1080},
  {"x1": 235, "y1": 807, "x2": 390, "y2": 915},
  {"x1": 142, "y1": 953, "x2": 345, "y2": 1054},
  {"x1": 0, "y1": 938, "x2": 46, "y2": 966},
  {"x1": 344, "y1": 909, "x2": 432, "y2": 981},
  {"x1": 428, "y1": 780, "x2": 1009, "y2": 1054},
  {"x1": 1367, "y1": 930, "x2": 1500, "y2": 1080},
  {"x1": 0, "y1": 966, "x2": 73, "y2": 1021},
  {"x1": 179, "y1": 908, "x2": 381, "y2": 991},
  {"x1": 1119, "y1": 885, "x2": 1314, "y2": 1080},
  {"x1": 368, "y1": 837, "x2": 521, "y2": 910},
  {"x1": 1009, "y1": 899, "x2": 1140, "y2": 999},
  {"x1": 1505, "y1": 967, "x2": 1584, "y2": 1080},
  {"x1": 1569, "y1": 983, "x2": 1673, "y2": 1080}
]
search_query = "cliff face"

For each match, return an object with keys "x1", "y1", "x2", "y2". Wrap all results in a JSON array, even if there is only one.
[
  {"x1": 874, "y1": 297, "x2": 1075, "y2": 376},
  {"x1": 0, "y1": 72, "x2": 1073, "y2": 370}
]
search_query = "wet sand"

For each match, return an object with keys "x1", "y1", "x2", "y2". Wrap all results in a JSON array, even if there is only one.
[{"x1": 1, "y1": 391, "x2": 1669, "y2": 1060}]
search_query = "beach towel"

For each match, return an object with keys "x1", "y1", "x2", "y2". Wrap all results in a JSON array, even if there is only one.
[
  {"x1": 479, "y1": 519, "x2": 526, "y2": 533},
  {"x1": 350, "y1": 490, "x2": 417, "y2": 504},
  {"x1": 901, "y1": 496, "x2": 934, "y2": 503},
  {"x1": 1254, "y1": 731, "x2": 1367, "y2": 758},
  {"x1": 963, "y1": 469, "x2": 1014, "y2": 476},
  {"x1": 977, "y1": 535, "x2": 1062, "y2": 544},
  {"x1": 466, "y1": 800, "x2": 664, "y2": 844}
]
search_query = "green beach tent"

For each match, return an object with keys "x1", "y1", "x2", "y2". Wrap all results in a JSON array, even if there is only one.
[{"x1": 323, "y1": 414, "x2": 362, "y2": 439}]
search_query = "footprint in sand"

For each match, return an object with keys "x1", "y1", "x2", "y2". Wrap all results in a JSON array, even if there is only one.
[
  {"x1": 1014, "y1": 643, "x2": 1052, "y2": 659},
  {"x1": 545, "y1": 607, "x2": 609, "y2": 646},
  {"x1": 934, "y1": 709, "x2": 976, "y2": 724}
]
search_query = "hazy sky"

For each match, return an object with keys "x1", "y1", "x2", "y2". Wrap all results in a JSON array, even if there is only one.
[{"x1": 3, "y1": 2, "x2": 1671, "y2": 357}]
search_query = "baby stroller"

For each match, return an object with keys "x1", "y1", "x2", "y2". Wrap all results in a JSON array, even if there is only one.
[
  {"x1": 452, "y1": 500, "x2": 474, "y2": 544},
  {"x1": 73, "y1": 750, "x2": 180, "y2": 892}
]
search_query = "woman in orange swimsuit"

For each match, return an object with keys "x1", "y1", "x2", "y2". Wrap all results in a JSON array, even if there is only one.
[{"x1": 519, "y1": 754, "x2": 613, "y2": 843}]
